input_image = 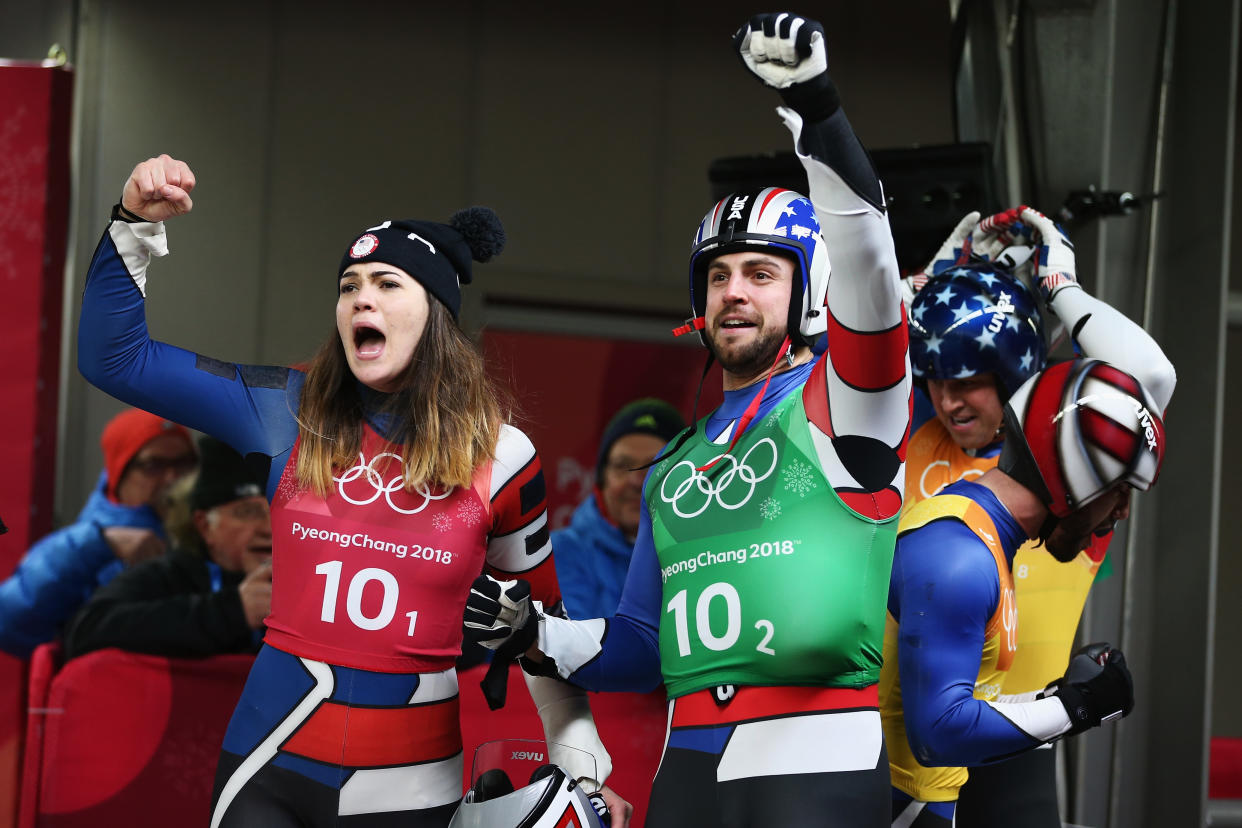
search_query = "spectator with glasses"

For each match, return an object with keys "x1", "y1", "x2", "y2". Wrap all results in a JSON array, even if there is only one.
[
  {"x1": 553, "y1": 399, "x2": 685, "y2": 619},
  {"x1": 0, "y1": 407, "x2": 197, "y2": 657},
  {"x1": 64, "y1": 436, "x2": 272, "y2": 660}
]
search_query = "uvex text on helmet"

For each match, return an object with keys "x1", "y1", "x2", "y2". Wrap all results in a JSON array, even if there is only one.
[
  {"x1": 998, "y1": 359, "x2": 1165, "y2": 517},
  {"x1": 908, "y1": 263, "x2": 1046, "y2": 399}
]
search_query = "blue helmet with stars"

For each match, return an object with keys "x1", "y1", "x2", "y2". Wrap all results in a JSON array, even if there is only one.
[
  {"x1": 686, "y1": 187, "x2": 829, "y2": 348},
  {"x1": 908, "y1": 262, "x2": 1046, "y2": 399}
]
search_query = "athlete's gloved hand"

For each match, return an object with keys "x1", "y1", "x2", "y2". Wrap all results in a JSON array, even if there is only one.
[
  {"x1": 734, "y1": 13, "x2": 838, "y2": 121},
  {"x1": 901, "y1": 211, "x2": 982, "y2": 310},
  {"x1": 463, "y1": 574, "x2": 538, "y2": 652},
  {"x1": 465, "y1": 574, "x2": 545, "y2": 709},
  {"x1": 120, "y1": 154, "x2": 196, "y2": 222},
  {"x1": 1041, "y1": 642, "x2": 1134, "y2": 736},
  {"x1": 1018, "y1": 205, "x2": 1078, "y2": 302}
]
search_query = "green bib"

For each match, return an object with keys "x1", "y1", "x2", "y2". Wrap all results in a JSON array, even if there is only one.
[{"x1": 646, "y1": 389, "x2": 897, "y2": 698}]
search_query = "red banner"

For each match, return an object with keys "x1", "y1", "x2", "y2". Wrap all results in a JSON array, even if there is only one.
[
  {"x1": 482, "y1": 329, "x2": 722, "y2": 530},
  {"x1": 0, "y1": 60, "x2": 74, "y2": 828}
]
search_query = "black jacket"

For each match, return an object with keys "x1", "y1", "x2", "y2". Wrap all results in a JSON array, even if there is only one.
[{"x1": 63, "y1": 546, "x2": 258, "y2": 661}]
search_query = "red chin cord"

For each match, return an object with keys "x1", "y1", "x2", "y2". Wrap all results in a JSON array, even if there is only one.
[{"x1": 695, "y1": 335, "x2": 792, "y2": 473}]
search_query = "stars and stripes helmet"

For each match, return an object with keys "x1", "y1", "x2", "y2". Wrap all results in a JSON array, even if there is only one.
[
  {"x1": 685, "y1": 187, "x2": 829, "y2": 347},
  {"x1": 998, "y1": 359, "x2": 1166, "y2": 519},
  {"x1": 908, "y1": 262, "x2": 1046, "y2": 399}
]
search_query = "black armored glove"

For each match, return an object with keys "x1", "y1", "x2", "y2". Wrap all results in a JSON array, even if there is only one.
[
  {"x1": 1042, "y1": 642, "x2": 1135, "y2": 736},
  {"x1": 733, "y1": 12, "x2": 840, "y2": 121},
  {"x1": 463, "y1": 574, "x2": 540, "y2": 710},
  {"x1": 463, "y1": 574, "x2": 538, "y2": 650}
]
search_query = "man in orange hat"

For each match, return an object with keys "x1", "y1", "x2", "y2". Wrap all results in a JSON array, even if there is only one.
[{"x1": 0, "y1": 407, "x2": 196, "y2": 657}]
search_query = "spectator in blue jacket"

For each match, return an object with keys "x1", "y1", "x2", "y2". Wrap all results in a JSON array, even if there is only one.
[
  {"x1": 0, "y1": 407, "x2": 196, "y2": 657},
  {"x1": 552, "y1": 398, "x2": 684, "y2": 619},
  {"x1": 63, "y1": 436, "x2": 271, "y2": 660}
]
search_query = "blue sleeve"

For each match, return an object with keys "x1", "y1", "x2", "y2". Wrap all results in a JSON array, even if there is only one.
[
  {"x1": 890, "y1": 521, "x2": 1041, "y2": 766},
  {"x1": 78, "y1": 224, "x2": 300, "y2": 478},
  {"x1": 566, "y1": 495, "x2": 662, "y2": 692},
  {"x1": 0, "y1": 522, "x2": 116, "y2": 657}
]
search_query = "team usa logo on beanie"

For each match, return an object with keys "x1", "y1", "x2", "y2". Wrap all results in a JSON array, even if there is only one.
[{"x1": 349, "y1": 234, "x2": 380, "y2": 259}]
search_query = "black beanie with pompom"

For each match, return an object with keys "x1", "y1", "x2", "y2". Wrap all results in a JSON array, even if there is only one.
[{"x1": 338, "y1": 207, "x2": 505, "y2": 319}]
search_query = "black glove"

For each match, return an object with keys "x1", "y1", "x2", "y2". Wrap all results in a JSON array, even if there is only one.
[
  {"x1": 463, "y1": 574, "x2": 536, "y2": 650},
  {"x1": 463, "y1": 574, "x2": 540, "y2": 710},
  {"x1": 1042, "y1": 643, "x2": 1135, "y2": 736},
  {"x1": 732, "y1": 13, "x2": 840, "y2": 121}
]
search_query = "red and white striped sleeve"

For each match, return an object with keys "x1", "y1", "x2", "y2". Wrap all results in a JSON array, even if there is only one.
[
  {"x1": 784, "y1": 110, "x2": 912, "y2": 520},
  {"x1": 482, "y1": 424, "x2": 561, "y2": 608}
]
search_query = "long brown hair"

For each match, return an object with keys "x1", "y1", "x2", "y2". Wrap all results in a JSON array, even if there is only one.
[{"x1": 295, "y1": 301, "x2": 509, "y2": 496}]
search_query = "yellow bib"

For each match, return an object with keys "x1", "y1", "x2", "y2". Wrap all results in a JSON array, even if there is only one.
[
  {"x1": 904, "y1": 419, "x2": 1103, "y2": 695},
  {"x1": 880, "y1": 494, "x2": 1015, "y2": 801}
]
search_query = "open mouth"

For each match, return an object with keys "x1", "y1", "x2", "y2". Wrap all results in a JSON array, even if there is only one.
[
  {"x1": 948, "y1": 414, "x2": 976, "y2": 428},
  {"x1": 719, "y1": 318, "x2": 756, "y2": 332},
  {"x1": 354, "y1": 324, "x2": 386, "y2": 358}
]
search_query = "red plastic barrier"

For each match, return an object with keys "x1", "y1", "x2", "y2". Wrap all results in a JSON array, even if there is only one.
[
  {"x1": 0, "y1": 59, "x2": 75, "y2": 828},
  {"x1": 1211, "y1": 737, "x2": 1242, "y2": 800},
  {"x1": 459, "y1": 663, "x2": 665, "y2": 827},
  {"x1": 19, "y1": 645, "x2": 252, "y2": 828}
]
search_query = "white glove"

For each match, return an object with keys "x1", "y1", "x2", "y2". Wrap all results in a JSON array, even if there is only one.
[
  {"x1": 734, "y1": 13, "x2": 828, "y2": 89},
  {"x1": 900, "y1": 211, "x2": 980, "y2": 311},
  {"x1": 1019, "y1": 205, "x2": 1079, "y2": 302}
]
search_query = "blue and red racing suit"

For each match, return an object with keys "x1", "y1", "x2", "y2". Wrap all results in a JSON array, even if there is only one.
[{"x1": 79, "y1": 220, "x2": 563, "y2": 827}]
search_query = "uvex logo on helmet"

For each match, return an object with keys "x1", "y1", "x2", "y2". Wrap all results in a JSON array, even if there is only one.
[
  {"x1": 1131, "y1": 398, "x2": 1160, "y2": 451},
  {"x1": 998, "y1": 359, "x2": 1165, "y2": 518},
  {"x1": 908, "y1": 263, "x2": 1046, "y2": 400}
]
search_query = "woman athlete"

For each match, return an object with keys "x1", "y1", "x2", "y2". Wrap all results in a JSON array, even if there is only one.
[{"x1": 78, "y1": 155, "x2": 630, "y2": 828}]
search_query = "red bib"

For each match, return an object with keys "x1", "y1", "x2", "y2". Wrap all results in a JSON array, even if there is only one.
[{"x1": 265, "y1": 428, "x2": 489, "y2": 672}]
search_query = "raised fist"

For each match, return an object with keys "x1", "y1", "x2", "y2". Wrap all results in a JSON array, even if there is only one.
[
  {"x1": 733, "y1": 13, "x2": 828, "y2": 90},
  {"x1": 120, "y1": 154, "x2": 196, "y2": 222},
  {"x1": 1043, "y1": 642, "x2": 1134, "y2": 736}
]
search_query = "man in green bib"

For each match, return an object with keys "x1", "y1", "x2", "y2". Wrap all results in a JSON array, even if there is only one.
[{"x1": 465, "y1": 12, "x2": 911, "y2": 826}]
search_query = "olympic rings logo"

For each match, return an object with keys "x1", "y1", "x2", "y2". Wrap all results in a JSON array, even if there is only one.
[
  {"x1": 658, "y1": 438, "x2": 779, "y2": 519},
  {"x1": 334, "y1": 451, "x2": 451, "y2": 514}
]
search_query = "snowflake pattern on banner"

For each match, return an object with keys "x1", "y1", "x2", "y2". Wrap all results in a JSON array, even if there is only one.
[
  {"x1": 759, "y1": 496, "x2": 782, "y2": 521},
  {"x1": 455, "y1": 497, "x2": 483, "y2": 527},
  {"x1": 782, "y1": 459, "x2": 818, "y2": 498},
  {"x1": 431, "y1": 513, "x2": 452, "y2": 533}
]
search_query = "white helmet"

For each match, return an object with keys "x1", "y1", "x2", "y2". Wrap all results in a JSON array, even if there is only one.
[
  {"x1": 449, "y1": 740, "x2": 608, "y2": 828},
  {"x1": 686, "y1": 187, "x2": 830, "y2": 347},
  {"x1": 998, "y1": 358, "x2": 1165, "y2": 518}
]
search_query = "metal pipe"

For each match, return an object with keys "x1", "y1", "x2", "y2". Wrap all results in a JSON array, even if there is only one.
[{"x1": 1111, "y1": 0, "x2": 1176, "y2": 825}]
